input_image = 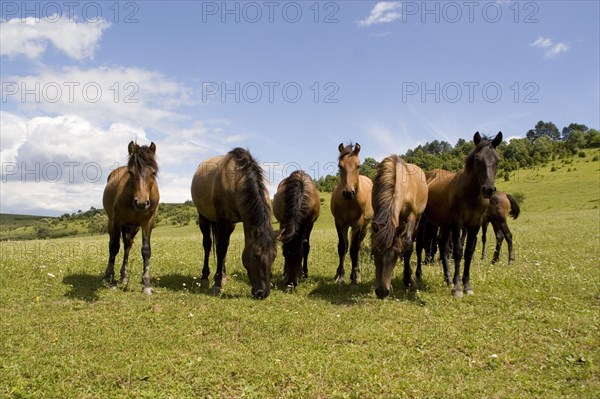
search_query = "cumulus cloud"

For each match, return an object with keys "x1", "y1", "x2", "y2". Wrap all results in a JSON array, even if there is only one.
[
  {"x1": 4, "y1": 66, "x2": 191, "y2": 130},
  {"x1": 0, "y1": 15, "x2": 110, "y2": 61},
  {"x1": 530, "y1": 36, "x2": 570, "y2": 58},
  {"x1": 357, "y1": 2, "x2": 402, "y2": 27}
]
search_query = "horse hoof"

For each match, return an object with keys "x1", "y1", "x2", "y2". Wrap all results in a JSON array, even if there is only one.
[
  {"x1": 285, "y1": 284, "x2": 296, "y2": 293},
  {"x1": 142, "y1": 287, "x2": 153, "y2": 295},
  {"x1": 465, "y1": 289, "x2": 475, "y2": 296},
  {"x1": 109, "y1": 285, "x2": 117, "y2": 291},
  {"x1": 200, "y1": 278, "x2": 210, "y2": 288},
  {"x1": 334, "y1": 276, "x2": 345, "y2": 285},
  {"x1": 211, "y1": 286, "x2": 222, "y2": 296},
  {"x1": 452, "y1": 288, "x2": 463, "y2": 297}
]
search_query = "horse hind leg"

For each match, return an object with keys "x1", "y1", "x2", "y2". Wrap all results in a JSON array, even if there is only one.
[
  {"x1": 198, "y1": 214, "x2": 212, "y2": 288},
  {"x1": 302, "y1": 223, "x2": 314, "y2": 279},
  {"x1": 492, "y1": 223, "x2": 504, "y2": 264}
]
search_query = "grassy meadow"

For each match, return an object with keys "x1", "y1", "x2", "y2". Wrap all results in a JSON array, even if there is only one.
[{"x1": 1, "y1": 150, "x2": 599, "y2": 398}]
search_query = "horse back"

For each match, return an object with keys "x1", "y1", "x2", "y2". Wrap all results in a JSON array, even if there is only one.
[
  {"x1": 397, "y1": 161, "x2": 428, "y2": 217},
  {"x1": 191, "y1": 155, "x2": 238, "y2": 222}
]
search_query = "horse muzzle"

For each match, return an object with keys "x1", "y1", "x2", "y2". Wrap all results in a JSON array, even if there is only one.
[
  {"x1": 342, "y1": 190, "x2": 356, "y2": 200},
  {"x1": 481, "y1": 186, "x2": 496, "y2": 198},
  {"x1": 133, "y1": 199, "x2": 151, "y2": 212}
]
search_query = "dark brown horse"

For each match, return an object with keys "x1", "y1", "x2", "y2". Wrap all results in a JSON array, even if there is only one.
[
  {"x1": 481, "y1": 191, "x2": 520, "y2": 263},
  {"x1": 331, "y1": 143, "x2": 373, "y2": 285},
  {"x1": 371, "y1": 155, "x2": 428, "y2": 298},
  {"x1": 417, "y1": 132, "x2": 503, "y2": 296},
  {"x1": 191, "y1": 148, "x2": 277, "y2": 299},
  {"x1": 103, "y1": 141, "x2": 160, "y2": 295},
  {"x1": 273, "y1": 170, "x2": 320, "y2": 288}
]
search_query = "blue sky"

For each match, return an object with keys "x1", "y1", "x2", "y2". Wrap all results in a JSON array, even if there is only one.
[{"x1": 1, "y1": 1, "x2": 599, "y2": 215}]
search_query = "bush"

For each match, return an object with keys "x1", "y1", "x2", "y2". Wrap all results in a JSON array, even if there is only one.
[{"x1": 578, "y1": 151, "x2": 586, "y2": 158}]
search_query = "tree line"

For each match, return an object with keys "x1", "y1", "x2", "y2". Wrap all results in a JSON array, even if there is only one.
[{"x1": 315, "y1": 121, "x2": 599, "y2": 192}]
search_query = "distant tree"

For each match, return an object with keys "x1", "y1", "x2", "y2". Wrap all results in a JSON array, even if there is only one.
[
  {"x1": 561, "y1": 123, "x2": 588, "y2": 141},
  {"x1": 526, "y1": 120, "x2": 560, "y2": 142},
  {"x1": 584, "y1": 129, "x2": 600, "y2": 148},
  {"x1": 315, "y1": 174, "x2": 339, "y2": 193},
  {"x1": 173, "y1": 209, "x2": 192, "y2": 226},
  {"x1": 359, "y1": 157, "x2": 378, "y2": 180},
  {"x1": 34, "y1": 219, "x2": 53, "y2": 239},
  {"x1": 88, "y1": 214, "x2": 108, "y2": 235}
]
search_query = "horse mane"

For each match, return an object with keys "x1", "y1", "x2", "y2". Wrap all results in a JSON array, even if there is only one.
[
  {"x1": 338, "y1": 143, "x2": 355, "y2": 160},
  {"x1": 279, "y1": 171, "x2": 311, "y2": 249},
  {"x1": 227, "y1": 147, "x2": 276, "y2": 247},
  {"x1": 464, "y1": 135, "x2": 493, "y2": 172},
  {"x1": 371, "y1": 155, "x2": 401, "y2": 252},
  {"x1": 128, "y1": 144, "x2": 158, "y2": 175}
]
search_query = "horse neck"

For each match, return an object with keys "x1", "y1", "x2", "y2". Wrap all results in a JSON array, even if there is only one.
[{"x1": 457, "y1": 167, "x2": 483, "y2": 203}]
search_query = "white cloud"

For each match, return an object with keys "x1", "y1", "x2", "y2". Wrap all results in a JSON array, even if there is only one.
[
  {"x1": 357, "y1": 2, "x2": 402, "y2": 27},
  {"x1": 0, "y1": 15, "x2": 110, "y2": 61},
  {"x1": 530, "y1": 36, "x2": 570, "y2": 58},
  {"x1": 0, "y1": 111, "x2": 245, "y2": 215},
  {"x1": 4, "y1": 66, "x2": 191, "y2": 130}
]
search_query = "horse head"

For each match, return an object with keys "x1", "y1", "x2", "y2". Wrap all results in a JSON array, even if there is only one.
[
  {"x1": 470, "y1": 132, "x2": 502, "y2": 198},
  {"x1": 338, "y1": 142, "x2": 362, "y2": 200},
  {"x1": 127, "y1": 141, "x2": 158, "y2": 212}
]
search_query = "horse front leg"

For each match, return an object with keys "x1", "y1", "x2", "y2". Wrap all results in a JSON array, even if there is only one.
[
  {"x1": 349, "y1": 223, "x2": 368, "y2": 286},
  {"x1": 198, "y1": 214, "x2": 212, "y2": 288},
  {"x1": 481, "y1": 221, "x2": 488, "y2": 260},
  {"x1": 402, "y1": 215, "x2": 417, "y2": 289},
  {"x1": 120, "y1": 225, "x2": 139, "y2": 288},
  {"x1": 334, "y1": 223, "x2": 349, "y2": 284},
  {"x1": 462, "y1": 227, "x2": 479, "y2": 295},
  {"x1": 451, "y1": 226, "x2": 464, "y2": 297},
  {"x1": 437, "y1": 228, "x2": 452, "y2": 286},
  {"x1": 213, "y1": 221, "x2": 235, "y2": 294},
  {"x1": 140, "y1": 223, "x2": 154, "y2": 295},
  {"x1": 103, "y1": 222, "x2": 120, "y2": 288}
]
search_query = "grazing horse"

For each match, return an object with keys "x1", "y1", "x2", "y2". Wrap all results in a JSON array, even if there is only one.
[
  {"x1": 371, "y1": 155, "x2": 428, "y2": 298},
  {"x1": 191, "y1": 148, "x2": 277, "y2": 299},
  {"x1": 331, "y1": 143, "x2": 374, "y2": 285},
  {"x1": 103, "y1": 141, "x2": 160, "y2": 295},
  {"x1": 417, "y1": 132, "x2": 503, "y2": 296},
  {"x1": 273, "y1": 170, "x2": 320, "y2": 287},
  {"x1": 481, "y1": 191, "x2": 520, "y2": 263}
]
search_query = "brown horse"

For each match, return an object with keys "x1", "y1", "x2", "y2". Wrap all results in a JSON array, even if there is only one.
[
  {"x1": 371, "y1": 155, "x2": 428, "y2": 298},
  {"x1": 331, "y1": 143, "x2": 374, "y2": 285},
  {"x1": 481, "y1": 191, "x2": 520, "y2": 263},
  {"x1": 417, "y1": 132, "x2": 503, "y2": 296},
  {"x1": 273, "y1": 170, "x2": 320, "y2": 288},
  {"x1": 103, "y1": 141, "x2": 160, "y2": 295},
  {"x1": 191, "y1": 148, "x2": 277, "y2": 299}
]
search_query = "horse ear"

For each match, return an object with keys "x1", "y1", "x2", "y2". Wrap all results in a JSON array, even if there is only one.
[
  {"x1": 338, "y1": 143, "x2": 344, "y2": 153},
  {"x1": 492, "y1": 132, "x2": 503, "y2": 148},
  {"x1": 149, "y1": 142, "x2": 157, "y2": 154},
  {"x1": 473, "y1": 132, "x2": 481, "y2": 145},
  {"x1": 353, "y1": 143, "x2": 361, "y2": 155},
  {"x1": 128, "y1": 141, "x2": 136, "y2": 155}
]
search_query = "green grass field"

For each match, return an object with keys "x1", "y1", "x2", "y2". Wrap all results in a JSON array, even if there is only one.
[{"x1": 1, "y1": 151, "x2": 599, "y2": 398}]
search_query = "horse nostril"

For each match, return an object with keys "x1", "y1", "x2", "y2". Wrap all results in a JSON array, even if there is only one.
[{"x1": 375, "y1": 288, "x2": 389, "y2": 299}]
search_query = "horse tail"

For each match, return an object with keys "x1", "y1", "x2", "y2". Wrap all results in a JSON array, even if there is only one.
[
  {"x1": 280, "y1": 172, "x2": 309, "y2": 246},
  {"x1": 506, "y1": 194, "x2": 521, "y2": 219},
  {"x1": 371, "y1": 155, "x2": 400, "y2": 252}
]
